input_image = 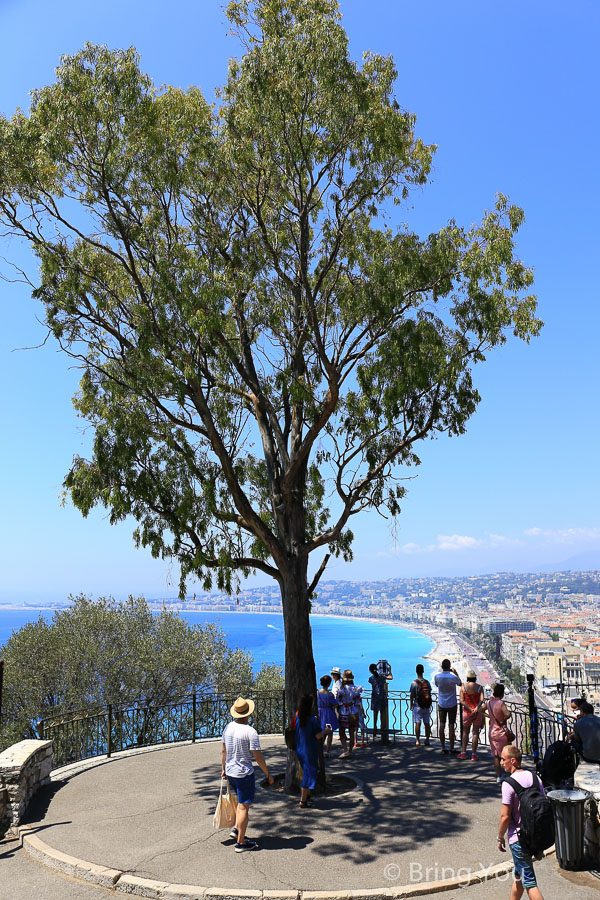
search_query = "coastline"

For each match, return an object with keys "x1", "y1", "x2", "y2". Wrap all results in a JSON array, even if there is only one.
[{"x1": 0, "y1": 605, "x2": 475, "y2": 680}]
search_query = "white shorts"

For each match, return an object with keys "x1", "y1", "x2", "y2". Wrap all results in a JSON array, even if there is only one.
[{"x1": 412, "y1": 706, "x2": 431, "y2": 725}]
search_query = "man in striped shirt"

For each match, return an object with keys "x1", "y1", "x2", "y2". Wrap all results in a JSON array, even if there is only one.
[{"x1": 221, "y1": 696, "x2": 274, "y2": 852}]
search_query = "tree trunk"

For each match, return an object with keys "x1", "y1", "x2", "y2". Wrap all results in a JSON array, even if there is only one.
[
  {"x1": 281, "y1": 561, "x2": 316, "y2": 713},
  {"x1": 280, "y1": 559, "x2": 325, "y2": 792}
]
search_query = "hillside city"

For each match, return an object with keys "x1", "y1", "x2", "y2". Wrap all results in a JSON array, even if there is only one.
[
  {"x1": 146, "y1": 569, "x2": 600, "y2": 707},
  {"x1": 6, "y1": 569, "x2": 600, "y2": 710}
]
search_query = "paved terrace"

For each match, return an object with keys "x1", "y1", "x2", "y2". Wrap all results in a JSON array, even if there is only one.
[{"x1": 2, "y1": 736, "x2": 599, "y2": 900}]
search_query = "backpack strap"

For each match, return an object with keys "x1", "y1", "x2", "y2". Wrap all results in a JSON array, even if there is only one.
[
  {"x1": 506, "y1": 775, "x2": 524, "y2": 797},
  {"x1": 506, "y1": 773, "x2": 540, "y2": 795}
]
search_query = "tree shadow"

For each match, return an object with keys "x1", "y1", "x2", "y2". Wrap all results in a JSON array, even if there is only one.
[{"x1": 189, "y1": 737, "x2": 502, "y2": 866}]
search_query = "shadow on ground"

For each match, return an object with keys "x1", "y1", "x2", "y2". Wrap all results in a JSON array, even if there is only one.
[{"x1": 20, "y1": 736, "x2": 512, "y2": 890}]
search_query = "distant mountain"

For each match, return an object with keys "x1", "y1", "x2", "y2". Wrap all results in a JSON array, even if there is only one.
[{"x1": 540, "y1": 551, "x2": 600, "y2": 573}]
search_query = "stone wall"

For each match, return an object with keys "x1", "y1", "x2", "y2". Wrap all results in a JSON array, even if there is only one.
[
  {"x1": 0, "y1": 784, "x2": 9, "y2": 836},
  {"x1": 0, "y1": 739, "x2": 53, "y2": 835},
  {"x1": 574, "y1": 760, "x2": 600, "y2": 864}
]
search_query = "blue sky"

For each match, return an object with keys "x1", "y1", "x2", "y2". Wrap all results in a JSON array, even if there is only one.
[{"x1": 1, "y1": 0, "x2": 599, "y2": 603}]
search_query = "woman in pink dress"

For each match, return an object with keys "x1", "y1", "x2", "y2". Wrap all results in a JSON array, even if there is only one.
[
  {"x1": 487, "y1": 683, "x2": 512, "y2": 782},
  {"x1": 457, "y1": 670, "x2": 485, "y2": 760}
]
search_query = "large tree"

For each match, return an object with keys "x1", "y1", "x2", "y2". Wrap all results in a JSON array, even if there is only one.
[{"x1": 0, "y1": 0, "x2": 540, "y2": 714}]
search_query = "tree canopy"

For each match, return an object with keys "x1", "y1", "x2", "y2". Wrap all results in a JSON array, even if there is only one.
[
  {"x1": 0, "y1": 0, "x2": 540, "y2": 708},
  {"x1": 0, "y1": 595, "x2": 281, "y2": 750}
]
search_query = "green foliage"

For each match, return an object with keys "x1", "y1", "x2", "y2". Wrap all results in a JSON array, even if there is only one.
[
  {"x1": 0, "y1": 0, "x2": 540, "y2": 642},
  {"x1": 0, "y1": 595, "x2": 282, "y2": 751}
]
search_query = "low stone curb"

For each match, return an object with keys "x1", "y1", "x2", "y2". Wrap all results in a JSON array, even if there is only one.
[{"x1": 19, "y1": 822, "x2": 555, "y2": 900}]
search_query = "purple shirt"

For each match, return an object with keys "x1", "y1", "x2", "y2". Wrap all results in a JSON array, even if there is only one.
[{"x1": 501, "y1": 769, "x2": 545, "y2": 845}]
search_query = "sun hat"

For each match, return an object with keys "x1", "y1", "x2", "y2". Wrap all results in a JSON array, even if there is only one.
[
  {"x1": 331, "y1": 666, "x2": 342, "y2": 675},
  {"x1": 342, "y1": 669, "x2": 354, "y2": 680},
  {"x1": 466, "y1": 669, "x2": 477, "y2": 679},
  {"x1": 230, "y1": 696, "x2": 255, "y2": 719}
]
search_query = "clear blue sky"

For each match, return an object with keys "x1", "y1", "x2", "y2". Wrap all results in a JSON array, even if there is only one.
[{"x1": 1, "y1": 0, "x2": 599, "y2": 603}]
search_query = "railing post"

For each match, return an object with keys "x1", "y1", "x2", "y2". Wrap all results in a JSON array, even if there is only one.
[
  {"x1": 107, "y1": 704, "x2": 113, "y2": 758},
  {"x1": 192, "y1": 692, "x2": 197, "y2": 743},
  {"x1": 527, "y1": 674, "x2": 540, "y2": 770},
  {"x1": 380, "y1": 685, "x2": 390, "y2": 744}
]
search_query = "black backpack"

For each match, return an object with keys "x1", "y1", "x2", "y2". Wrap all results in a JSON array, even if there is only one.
[
  {"x1": 506, "y1": 774, "x2": 555, "y2": 859},
  {"x1": 541, "y1": 740, "x2": 576, "y2": 790}
]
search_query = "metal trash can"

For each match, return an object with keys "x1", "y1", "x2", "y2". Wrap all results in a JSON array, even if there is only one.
[{"x1": 547, "y1": 789, "x2": 588, "y2": 870}]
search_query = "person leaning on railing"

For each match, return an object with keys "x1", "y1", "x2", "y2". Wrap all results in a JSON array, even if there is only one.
[{"x1": 571, "y1": 700, "x2": 600, "y2": 763}]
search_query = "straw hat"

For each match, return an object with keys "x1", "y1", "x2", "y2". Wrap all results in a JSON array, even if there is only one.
[
  {"x1": 331, "y1": 666, "x2": 342, "y2": 675},
  {"x1": 230, "y1": 696, "x2": 255, "y2": 719},
  {"x1": 466, "y1": 669, "x2": 477, "y2": 679}
]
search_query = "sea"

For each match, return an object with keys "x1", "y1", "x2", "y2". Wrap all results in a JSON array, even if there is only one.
[{"x1": 0, "y1": 607, "x2": 435, "y2": 687}]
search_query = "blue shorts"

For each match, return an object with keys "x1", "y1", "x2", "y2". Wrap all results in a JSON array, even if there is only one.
[
  {"x1": 227, "y1": 773, "x2": 255, "y2": 805},
  {"x1": 510, "y1": 840, "x2": 537, "y2": 889}
]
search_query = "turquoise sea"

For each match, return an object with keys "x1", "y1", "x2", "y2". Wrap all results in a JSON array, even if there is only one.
[{"x1": 0, "y1": 608, "x2": 435, "y2": 688}]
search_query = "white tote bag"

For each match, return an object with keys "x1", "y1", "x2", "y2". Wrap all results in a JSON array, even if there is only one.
[{"x1": 213, "y1": 779, "x2": 238, "y2": 829}]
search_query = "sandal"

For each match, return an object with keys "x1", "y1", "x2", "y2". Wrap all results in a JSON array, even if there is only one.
[{"x1": 299, "y1": 799, "x2": 312, "y2": 808}]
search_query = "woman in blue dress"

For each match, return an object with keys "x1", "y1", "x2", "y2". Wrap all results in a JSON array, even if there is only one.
[
  {"x1": 317, "y1": 675, "x2": 339, "y2": 757},
  {"x1": 294, "y1": 694, "x2": 327, "y2": 808}
]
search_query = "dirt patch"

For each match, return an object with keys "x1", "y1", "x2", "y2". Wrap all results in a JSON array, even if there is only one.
[{"x1": 260, "y1": 772, "x2": 359, "y2": 797}]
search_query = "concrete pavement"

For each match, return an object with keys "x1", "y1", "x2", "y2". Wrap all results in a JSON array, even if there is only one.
[{"x1": 4, "y1": 736, "x2": 599, "y2": 899}]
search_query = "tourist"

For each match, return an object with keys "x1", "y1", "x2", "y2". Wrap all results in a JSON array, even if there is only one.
[
  {"x1": 409, "y1": 663, "x2": 432, "y2": 747},
  {"x1": 434, "y1": 659, "x2": 462, "y2": 754},
  {"x1": 337, "y1": 669, "x2": 363, "y2": 758},
  {"x1": 565, "y1": 697, "x2": 583, "y2": 742},
  {"x1": 572, "y1": 700, "x2": 600, "y2": 763},
  {"x1": 570, "y1": 697, "x2": 583, "y2": 718},
  {"x1": 368, "y1": 662, "x2": 393, "y2": 736},
  {"x1": 317, "y1": 674, "x2": 338, "y2": 756},
  {"x1": 330, "y1": 666, "x2": 343, "y2": 698},
  {"x1": 221, "y1": 696, "x2": 274, "y2": 852},
  {"x1": 458, "y1": 669, "x2": 485, "y2": 760},
  {"x1": 487, "y1": 683, "x2": 512, "y2": 783},
  {"x1": 497, "y1": 745, "x2": 546, "y2": 900},
  {"x1": 293, "y1": 694, "x2": 328, "y2": 808}
]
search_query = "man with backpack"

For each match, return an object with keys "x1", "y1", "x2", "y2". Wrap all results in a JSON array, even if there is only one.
[
  {"x1": 410, "y1": 663, "x2": 432, "y2": 747},
  {"x1": 497, "y1": 744, "x2": 551, "y2": 900}
]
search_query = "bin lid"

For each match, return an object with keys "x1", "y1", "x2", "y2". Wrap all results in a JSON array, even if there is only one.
[{"x1": 547, "y1": 789, "x2": 588, "y2": 802}]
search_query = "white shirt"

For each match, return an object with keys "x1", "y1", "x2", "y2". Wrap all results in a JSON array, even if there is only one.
[
  {"x1": 222, "y1": 721, "x2": 261, "y2": 778},
  {"x1": 331, "y1": 678, "x2": 342, "y2": 698},
  {"x1": 434, "y1": 671, "x2": 461, "y2": 709}
]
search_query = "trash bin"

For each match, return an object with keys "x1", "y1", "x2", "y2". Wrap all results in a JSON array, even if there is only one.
[{"x1": 547, "y1": 789, "x2": 588, "y2": 870}]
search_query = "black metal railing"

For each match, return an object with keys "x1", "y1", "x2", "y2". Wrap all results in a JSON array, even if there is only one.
[
  {"x1": 42, "y1": 690, "x2": 286, "y2": 769},
  {"x1": 40, "y1": 686, "x2": 574, "y2": 770},
  {"x1": 357, "y1": 690, "x2": 575, "y2": 764}
]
